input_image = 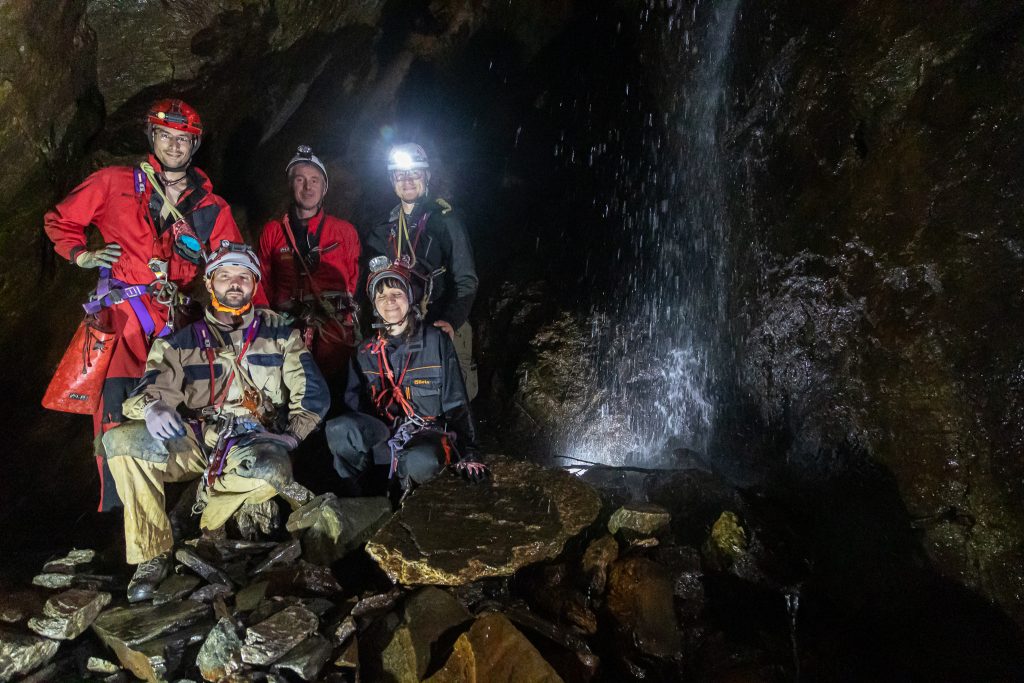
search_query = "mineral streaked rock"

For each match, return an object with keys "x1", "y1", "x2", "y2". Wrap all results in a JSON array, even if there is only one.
[
  {"x1": 197, "y1": 618, "x2": 243, "y2": 682},
  {"x1": 175, "y1": 549, "x2": 234, "y2": 586},
  {"x1": 286, "y1": 494, "x2": 392, "y2": 566},
  {"x1": 87, "y1": 656, "x2": 120, "y2": 674},
  {"x1": 367, "y1": 455, "x2": 601, "y2": 585},
  {"x1": 92, "y1": 601, "x2": 210, "y2": 648},
  {"x1": 606, "y1": 556, "x2": 682, "y2": 658},
  {"x1": 382, "y1": 587, "x2": 472, "y2": 681},
  {"x1": 0, "y1": 627, "x2": 60, "y2": 682},
  {"x1": 241, "y1": 605, "x2": 318, "y2": 666},
  {"x1": 31, "y1": 572, "x2": 117, "y2": 590},
  {"x1": 189, "y1": 584, "x2": 233, "y2": 604},
  {"x1": 152, "y1": 574, "x2": 201, "y2": 606},
  {"x1": 352, "y1": 587, "x2": 403, "y2": 618},
  {"x1": 260, "y1": 561, "x2": 341, "y2": 596},
  {"x1": 607, "y1": 503, "x2": 671, "y2": 536},
  {"x1": 42, "y1": 549, "x2": 96, "y2": 574},
  {"x1": 581, "y1": 534, "x2": 620, "y2": 594},
  {"x1": 104, "y1": 621, "x2": 211, "y2": 683},
  {"x1": 271, "y1": 634, "x2": 332, "y2": 681},
  {"x1": 251, "y1": 539, "x2": 302, "y2": 575},
  {"x1": 333, "y1": 616, "x2": 357, "y2": 646},
  {"x1": 425, "y1": 611, "x2": 564, "y2": 683},
  {"x1": 27, "y1": 589, "x2": 111, "y2": 640}
]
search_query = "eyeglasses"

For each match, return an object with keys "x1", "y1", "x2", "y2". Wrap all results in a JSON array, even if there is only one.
[
  {"x1": 391, "y1": 170, "x2": 425, "y2": 182},
  {"x1": 155, "y1": 130, "x2": 193, "y2": 147}
]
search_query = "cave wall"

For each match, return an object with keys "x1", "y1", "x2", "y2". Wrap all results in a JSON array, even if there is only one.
[
  {"x1": 725, "y1": 0, "x2": 1024, "y2": 621},
  {"x1": 0, "y1": 0, "x2": 1021, "y2": 628}
]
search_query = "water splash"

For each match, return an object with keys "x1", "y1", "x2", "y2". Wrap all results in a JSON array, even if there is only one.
[{"x1": 563, "y1": 0, "x2": 741, "y2": 467}]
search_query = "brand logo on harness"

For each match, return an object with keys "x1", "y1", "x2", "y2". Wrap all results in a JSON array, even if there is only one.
[{"x1": 68, "y1": 393, "x2": 90, "y2": 401}]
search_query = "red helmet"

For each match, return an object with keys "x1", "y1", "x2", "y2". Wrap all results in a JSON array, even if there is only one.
[
  {"x1": 366, "y1": 256, "x2": 417, "y2": 306},
  {"x1": 146, "y1": 99, "x2": 203, "y2": 137}
]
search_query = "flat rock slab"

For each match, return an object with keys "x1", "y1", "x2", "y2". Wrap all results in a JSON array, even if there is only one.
[
  {"x1": 92, "y1": 601, "x2": 210, "y2": 649},
  {"x1": 241, "y1": 604, "x2": 318, "y2": 666},
  {"x1": 152, "y1": 574, "x2": 201, "y2": 606},
  {"x1": 42, "y1": 549, "x2": 96, "y2": 574},
  {"x1": 425, "y1": 612, "x2": 563, "y2": 683},
  {"x1": 367, "y1": 455, "x2": 601, "y2": 585},
  {"x1": 272, "y1": 634, "x2": 332, "y2": 681},
  {"x1": 27, "y1": 589, "x2": 111, "y2": 640},
  {"x1": 0, "y1": 627, "x2": 60, "y2": 682}
]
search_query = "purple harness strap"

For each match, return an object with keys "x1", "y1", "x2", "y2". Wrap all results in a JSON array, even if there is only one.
[{"x1": 82, "y1": 267, "x2": 168, "y2": 338}]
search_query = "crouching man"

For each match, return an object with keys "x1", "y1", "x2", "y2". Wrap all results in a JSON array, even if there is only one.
[{"x1": 102, "y1": 241, "x2": 329, "y2": 602}]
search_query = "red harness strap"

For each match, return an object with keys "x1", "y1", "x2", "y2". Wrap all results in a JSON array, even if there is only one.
[
  {"x1": 194, "y1": 317, "x2": 261, "y2": 408},
  {"x1": 370, "y1": 336, "x2": 419, "y2": 422},
  {"x1": 388, "y1": 212, "x2": 429, "y2": 262}
]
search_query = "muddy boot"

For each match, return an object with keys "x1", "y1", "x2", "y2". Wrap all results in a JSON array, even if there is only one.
[{"x1": 127, "y1": 551, "x2": 171, "y2": 603}]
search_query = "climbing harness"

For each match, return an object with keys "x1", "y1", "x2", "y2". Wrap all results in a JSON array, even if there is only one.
[{"x1": 369, "y1": 335, "x2": 455, "y2": 478}]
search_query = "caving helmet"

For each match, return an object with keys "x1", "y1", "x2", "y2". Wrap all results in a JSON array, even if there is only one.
[
  {"x1": 204, "y1": 241, "x2": 262, "y2": 316},
  {"x1": 146, "y1": 99, "x2": 203, "y2": 170},
  {"x1": 387, "y1": 143, "x2": 430, "y2": 173},
  {"x1": 286, "y1": 144, "x2": 329, "y2": 190},
  {"x1": 366, "y1": 255, "x2": 416, "y2": 307},
  {"x1": 204, "y1": 241, "x2": 262, "y2": 281}
]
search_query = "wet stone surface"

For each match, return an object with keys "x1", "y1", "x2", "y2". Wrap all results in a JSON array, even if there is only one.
[
  {"x1": 367, "y1": 455, "x2": 602, "y2": 585},
  {"x1": 241, "y1": 604, "x2": 319, "y2": 666},
  {"x1": 0, "y1": 627, "x2": 60, "y2": 681},
  {"x1": 27, "y1": 588, "x2": 111, "y2": 640}
]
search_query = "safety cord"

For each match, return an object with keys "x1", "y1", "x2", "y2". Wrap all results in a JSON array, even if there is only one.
[
  {"x1": 394, "y1": 211, "x2": 418, "y2": 268},
  {"x1": 140, "y1": 162, "x2": 185, "y2": 223}
]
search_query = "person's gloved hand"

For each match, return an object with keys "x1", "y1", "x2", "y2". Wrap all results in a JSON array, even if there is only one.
[
  {"x1": 453, "y1": 456, "x2": 489, "y2": 483},
  {"x1": 143, "y1": 401, "x2": 185, "y2": 441},
  {"x1": 75, "y1": 243, "x2": 122, "y2": 269},
  {"x1": 258, "y1": 308, "x2": 294, "y2": 328}
]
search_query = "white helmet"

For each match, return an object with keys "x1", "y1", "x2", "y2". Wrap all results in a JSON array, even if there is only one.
[
  {"x1": 286, "y1": 145, "x2": 329, "y2": 190},
  {"x1": 387, "y1": 143, "x2": 430, "y2": 172},
  {"x1": 204, "y1": 241, "x2": 262, "y2": 280}
]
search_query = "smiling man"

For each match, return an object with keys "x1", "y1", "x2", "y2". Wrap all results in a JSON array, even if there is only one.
[
  {"x1": 101, "y1": 241, "x2": 328, "y2": 602},
  {"x1": 257, "y1": 145, "x2": 361, "y2": 387},
  {"x1": 44, "y1": 99, "x2": 259, "y2": 511},
  {"x1": 365, "y1": 143, "x2": 479, "y2": 400}
]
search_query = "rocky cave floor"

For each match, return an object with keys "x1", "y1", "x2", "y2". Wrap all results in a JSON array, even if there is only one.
[{"x1": 3, "y1": 440, "x2": 1024, "y2": 683}]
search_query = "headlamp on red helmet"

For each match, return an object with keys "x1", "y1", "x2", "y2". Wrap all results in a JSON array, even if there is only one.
[{"x1": 146, "y1": 99, "x2": 203, "y2": 136}]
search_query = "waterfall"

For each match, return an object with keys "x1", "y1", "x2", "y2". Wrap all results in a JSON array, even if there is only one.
[{"x1": 563, "y1": 0, "x2": 740, "y2": 468}]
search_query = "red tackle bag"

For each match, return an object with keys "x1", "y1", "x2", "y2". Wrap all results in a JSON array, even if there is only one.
[{"x1": 42, "y1": 317, "x2": 116, "y2": 414}]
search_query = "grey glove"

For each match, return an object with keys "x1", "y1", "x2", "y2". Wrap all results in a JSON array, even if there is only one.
[
  {"x1": 258, "y1": 308, "x2": 294, "y2": 329},
  {"x1": 230, "y1": 439, "x2": 293, "y2": 490},
  {"x1": 143, "y1": 401, "x2": 186, "y2": 441},
  {"x1": 75, "y1": 243, "x2": 122, "y2": 269}
]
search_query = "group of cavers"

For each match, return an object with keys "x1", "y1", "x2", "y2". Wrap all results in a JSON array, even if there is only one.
[{"x1": 41, "y1": 99, "x2": 487, "y2": 602}]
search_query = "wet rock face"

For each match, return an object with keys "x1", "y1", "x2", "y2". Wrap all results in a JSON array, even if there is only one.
[
  {"x1": 726, "y1": 0, "x2": 1024, "y2": 622},
  {"x1": 366, "y1": 455, "x2": 602, "y2": 585}
]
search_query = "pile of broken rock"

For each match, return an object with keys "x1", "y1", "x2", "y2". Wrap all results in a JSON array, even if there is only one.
[{"x1": 1, "y1": 456, "x2": 782, "y2": 682}]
